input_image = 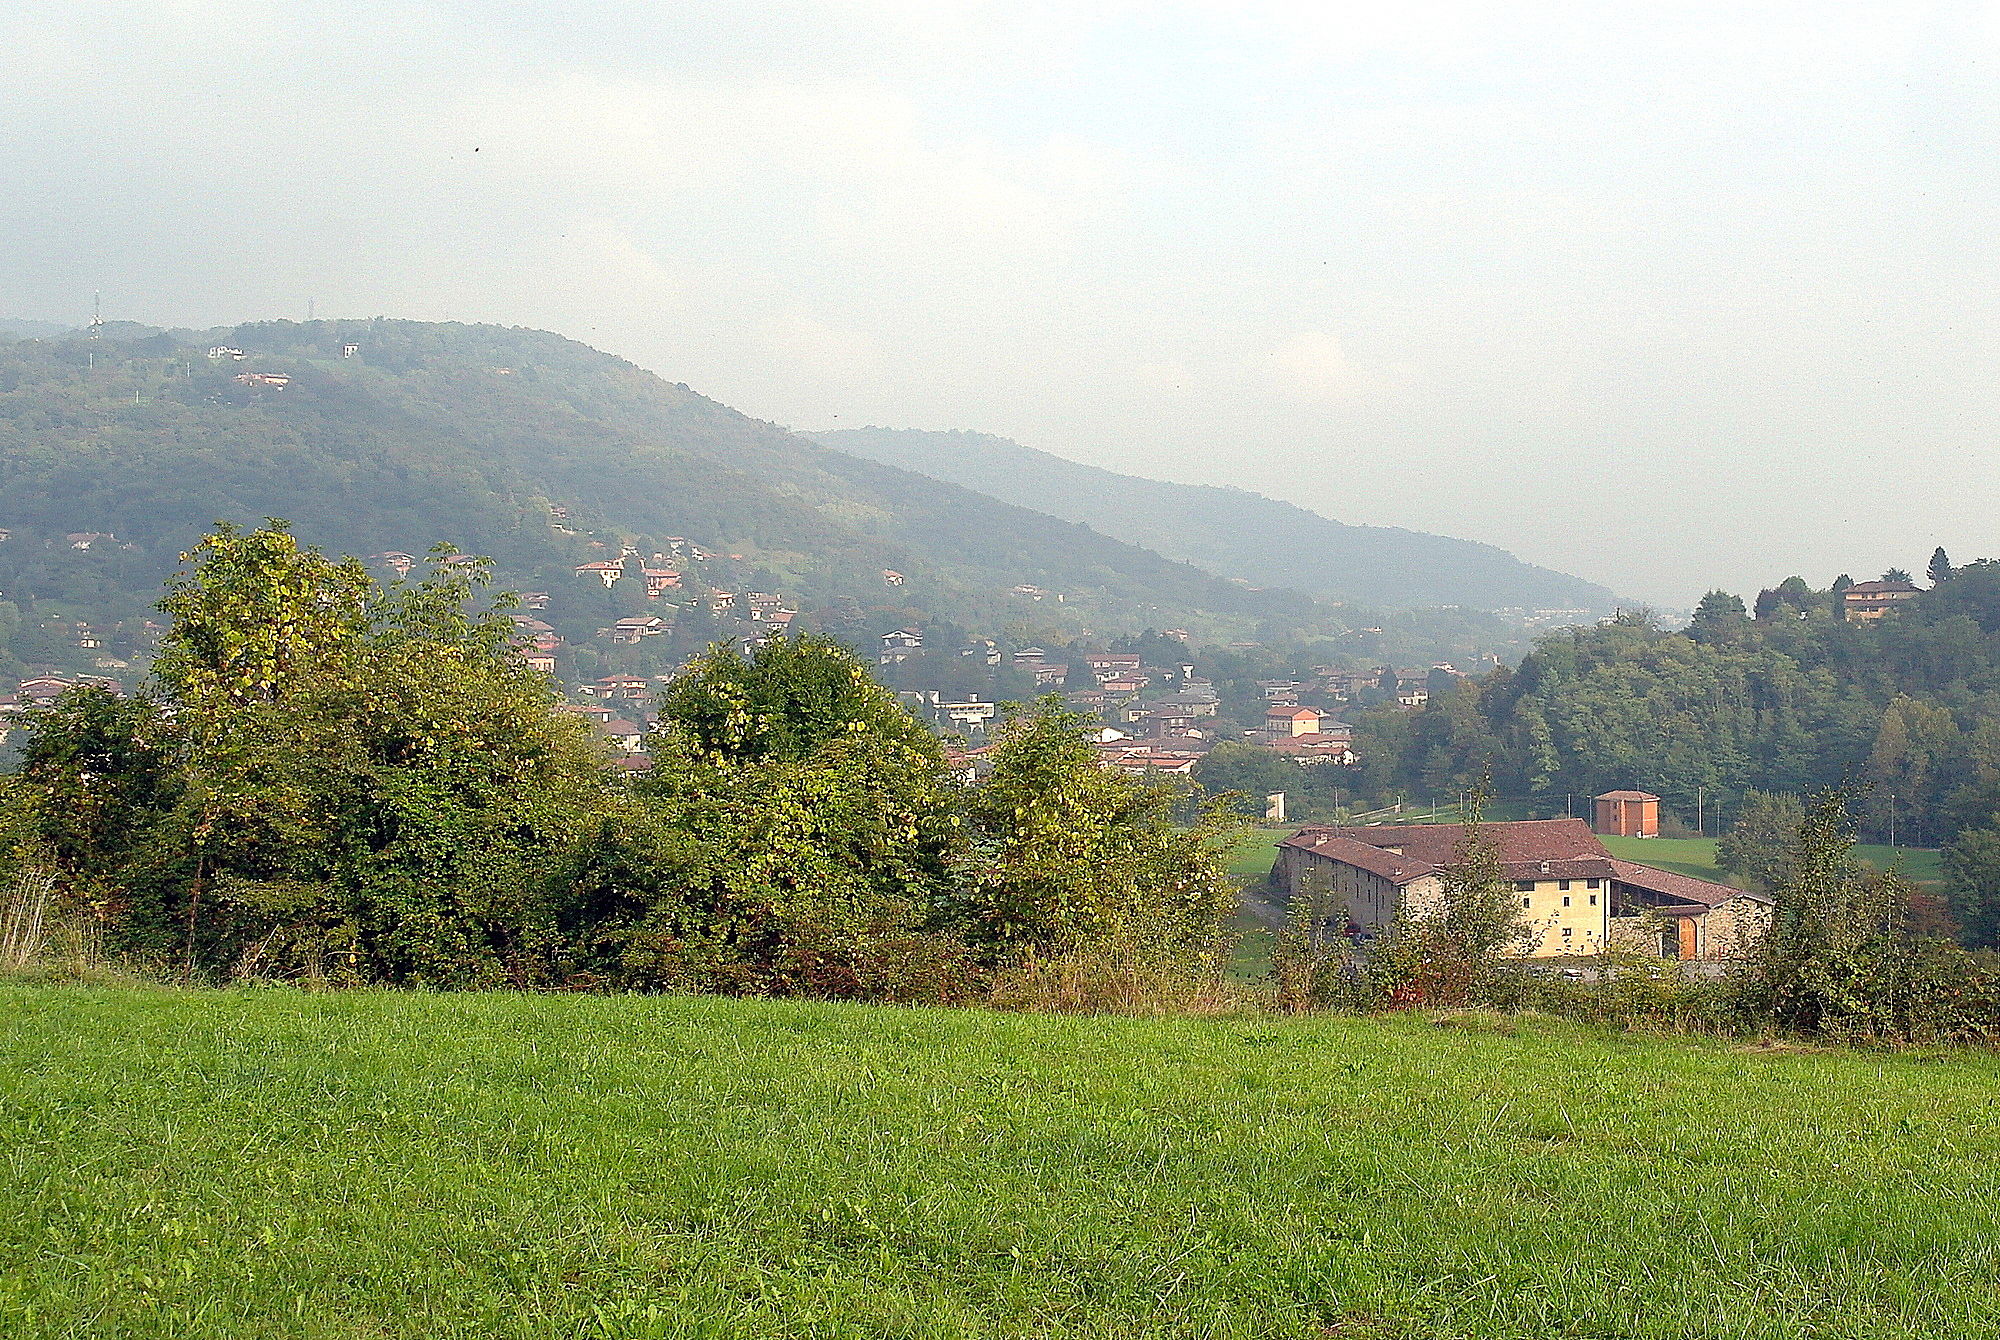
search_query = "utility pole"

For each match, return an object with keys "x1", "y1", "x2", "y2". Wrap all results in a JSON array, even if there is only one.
[{"x1": 1696, "y1": 786, "x2": 1705, "y2": 838}]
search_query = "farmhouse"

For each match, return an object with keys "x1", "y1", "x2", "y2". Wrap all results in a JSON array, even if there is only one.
[{"x1": 1273, "y1": 819, "x2": 1770, "y2": 962}]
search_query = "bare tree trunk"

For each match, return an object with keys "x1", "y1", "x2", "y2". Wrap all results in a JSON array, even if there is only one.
[
  {"x1": 181, "y1": 857, "x2": 207, "y2": 984},
  {"x1": 1, "y1": 868, "x2": 55, "y2": 968}
]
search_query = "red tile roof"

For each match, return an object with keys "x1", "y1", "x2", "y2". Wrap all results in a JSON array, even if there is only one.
[
  {"x1": 1279, "y1": 832, "x2": 1436, "y2": 883},
  {"x1": 1595, "y1": 790, "x2": 1660, "y2": 801},
  {"x1": 1280, "y1": 818, "x2": 1617, "y2": 884},
  {"x1": 1606, "y1": 859, "x2": 1770, "y2": 908}
]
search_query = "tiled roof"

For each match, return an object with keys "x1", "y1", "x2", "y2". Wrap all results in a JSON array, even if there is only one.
[
  {"x1": 1595, "y1": 790, "x2": 1660, "y2": 801},
  {"x1": 1281, "y1": 818, "x2": 1618, "y2": 884},
  {"x1": 1278, "y1": 832, "x2": 1436, "y2": 884},
  {"x1": 1607, "y1": 859, "x2": 1770, "y2": 908}
]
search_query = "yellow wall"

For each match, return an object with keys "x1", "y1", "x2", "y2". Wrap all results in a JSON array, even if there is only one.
[
  {"x1": 1511, "y1": 877, "x2": 1610, "y2": 957},
  {"x1": 1283, "y1": 852, "x2": 1611, "y2": 958}
]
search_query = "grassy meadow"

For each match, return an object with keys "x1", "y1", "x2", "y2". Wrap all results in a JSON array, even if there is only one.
[
  {"x1": 1599, "y1": 835, "x2": 1944, "y2": 887},
  {"x1": 3, "y1": 985, "x2": 1999, "y2": 1339}
]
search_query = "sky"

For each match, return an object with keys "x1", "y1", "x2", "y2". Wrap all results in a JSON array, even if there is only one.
[{"x1": 4, "y1": 0, "x2": 1998, "y2": 604}]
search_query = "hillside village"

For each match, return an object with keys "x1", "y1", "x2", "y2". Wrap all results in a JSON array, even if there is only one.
[{"x1": 0, "y1": 508, "x2": 1476, "y2": 780}]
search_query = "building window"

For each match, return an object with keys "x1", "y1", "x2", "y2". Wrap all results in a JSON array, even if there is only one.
[
  {"x1": 1563, "y1": 927, "x2": 1574, "y2": 939},
  {"x1": 1586, "y1": 878, "x2": 1601, "y2": 889},
  {"x1": 1515, "y1": 881, "x2": 1534, "y2": 892},
  {"x1": 1521, "y1": 896, "x2": 1531, "y2": 908},
  {"x1": 1562, "y1": 896, "x2": 1571, "y2": 907},
  {"x1": 1559, "y1": 879, "x2": 1572, "y2": 891},
  {"x1": 1588, "y1": 894, "x2": 1598, "y2": 906}
]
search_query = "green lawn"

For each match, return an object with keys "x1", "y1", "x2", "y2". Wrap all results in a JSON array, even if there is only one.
[
  {"x1": 1221, "y1": 827, "x2": 1290, "y2": 981},
  {"x1": 4, "y1": 986, "x2": 1999, "y2": 1338},
  {"x1": 1224, "y1": 825, "x2": 1293, "y2": 881},
  {"x1": 1602, "y1": 836, "x2": 1944, "y2": 887}
]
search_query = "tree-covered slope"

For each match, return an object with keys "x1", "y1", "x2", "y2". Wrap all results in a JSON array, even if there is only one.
[
  {"x1": 808, "y1": 427, "x2": 1619, "y2": 613},
  {"x1": 0, "y1": 320, "x2": 1342, "y2": 671}
]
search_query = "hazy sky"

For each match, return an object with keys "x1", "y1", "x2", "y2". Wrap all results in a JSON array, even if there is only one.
[{"x1": 6, "y1": 1, "x2": 1998, "y2": 604}]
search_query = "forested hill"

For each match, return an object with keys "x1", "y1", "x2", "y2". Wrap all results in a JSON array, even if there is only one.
[
  {"x1": 1358, "y1": 566, "x2": 2000, "y2": 941},
  {"x1": 807, "y1": 427, "x2": 1619, "y2": 614},
  {"x1": 0, "y1": 319, "x2": 1391, "y2": 678}
]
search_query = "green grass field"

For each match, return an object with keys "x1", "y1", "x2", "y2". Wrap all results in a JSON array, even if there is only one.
[
  {"x1": 3, "y1": 986, "x2": 1998, "y2": 1339},
  {"x1": 1600, "y1": 836, "x2": 1944, "y2": 887}
]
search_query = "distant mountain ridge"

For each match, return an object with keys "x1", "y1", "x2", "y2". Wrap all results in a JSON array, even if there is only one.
[
  {"x1": 4, "y1": 318, "x2": 1527, "y2": 688},
  {"x1": 807, "y1": 427, "x2": 1618, "y2": 613}
]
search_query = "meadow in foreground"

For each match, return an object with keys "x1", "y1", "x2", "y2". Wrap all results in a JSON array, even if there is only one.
[{"x1": 2, "y1": 985, "x2": 1997, "y2": 1340}]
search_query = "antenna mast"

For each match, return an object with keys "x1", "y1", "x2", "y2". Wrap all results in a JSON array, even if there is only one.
[{"x1": 90, "y1": 291, "x2": 103, "y2": 339}]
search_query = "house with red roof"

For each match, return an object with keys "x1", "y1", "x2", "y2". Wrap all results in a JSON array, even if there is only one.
[
  {"x1": 1263, "y1": 705, "x2": 1327, "y2": 738},
  {"x1": 1273, "y1": 819, "x2": 1770, "y2": 962}
]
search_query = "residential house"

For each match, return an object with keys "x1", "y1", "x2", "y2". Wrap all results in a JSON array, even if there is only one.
[
  {"x1": 341, "y1": 342, "x2": 361, "y2": 358},
  {"x1": 1273, "y1": 819, "x2": 1770, "y2": 962},
  {"x1": 941, "y1": 748, "x2": 980, "y2": 786},
  {"x1": 1011, "y1": 647, "x2": 1046, "y2": 668},
  {"x1": 520, "y1": 592, "x2": 551, "y2": 610},
  {"x1": 746, "y1": 592, "x2": 784, "y2": 619},
  {"x1": 1162, "y1": 686, "x2": 1220, "y2": 718},
  {"x1": 1032, "y1": 664, "x2": 1069, "y2": 687},
  {"x1": 602, "y1": 718, "x2": 647, "y2": 752},
  {"x1": 940, "y1": 699, "x2": 998, "y2": 732},
  {"x1": 234, "y1": 371, "x2": 292, "y2": 388},
  {"x1": 574, "y1": 561, "x2": 625, "y2": 587},
  {"x1": 524, "y1": 651, "x2": 557, "y2": 674},
  {"x1": 1009, "y1": 584, "x2": 1049, "y2": 600},
  {"x1": 16, "y1": 676, "x2": 75, "y2": 704},
  {"x1": 1140, "y1": 705, "x2": 1200, "y2": 737},
  {"x1": 66, "y1": 532, "x2": 117, "y2": 551},
  {"x1": 641, "y1": 568, "x2": 682, "y2": 598},
  {"x1": 596, "y1": 674, "x2": 652, "y2": 702},
  {"x1": 1256, "y1": 680, "x2": 1303, "y2": 705},
  {"x1": 207, "y1": 345, "x2": 247, "y2": 360},
  {"x1": 562, "y1": 702, "x2": 617, "y2": 724},
  {"x1": 1097, "y1": 746, "x2": 1199, "y2": 777},
  {"x1": 1843, "y1": 580, "x2": 1922, "y2": 624},
  {"x1": 603, "y1": 615, "x2": 669, "y2": 644},
  {"x1": 1081, "y1": 652, "x2": 1141, "y2": 679},
  {"x1": 1267, "y1": 732, "x2": 1356, "y2": 766},
  {"x1": 881, "y1": 569, "x2": 906, "y2": 587},
  {"x1": 879, "y1": 628, "x2": 924, "y2": 664},
  {"x1": 704, "y1": 591, "x2": 737, "y2": 615},
  {"x1": 1263, "y1": 706, "x2": 1326, "y2": 738}
]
